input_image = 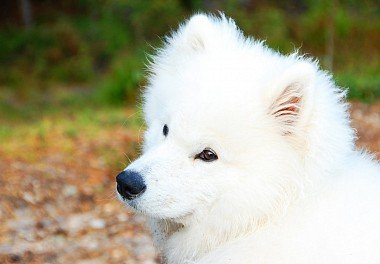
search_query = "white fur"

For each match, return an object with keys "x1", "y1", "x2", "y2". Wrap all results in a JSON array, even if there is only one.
[{"x1": 119, "y1": 14, "x2": 380, "y2": 263}]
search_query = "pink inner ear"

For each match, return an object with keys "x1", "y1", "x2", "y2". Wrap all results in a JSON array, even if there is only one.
[
  {"x1": 269, "y1": 84, "x2": 303, "y2": 134},
  {"x1": 273, "y1": 96, "x2": 301, "y2": 117}
]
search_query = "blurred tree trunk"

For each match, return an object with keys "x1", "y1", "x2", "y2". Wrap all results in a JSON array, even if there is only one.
[
  {"x1": 325, "y1": 0, "x2": 336, "y2": 71},
  {"x1": 20, "y1": 0, "x2": 33, "y2": 29}
]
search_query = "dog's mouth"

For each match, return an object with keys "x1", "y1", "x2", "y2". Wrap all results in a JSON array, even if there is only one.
[
  {"x1": 164, "y1": 220, "x2": 185, "y2": 236},
  {"x1": 118, "y1": 195, "x2": 139, "y2": 210},
  {"x1": 117, "y1": 190, "x2": 195, "y2": 224},
  {"x1": 168, "y1": 211, "x2": 193, "y2": 224}
]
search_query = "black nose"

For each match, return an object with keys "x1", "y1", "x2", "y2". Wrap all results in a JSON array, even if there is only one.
[{"x1": 116, "y1": 170, "x2": 146, "y2": 200}]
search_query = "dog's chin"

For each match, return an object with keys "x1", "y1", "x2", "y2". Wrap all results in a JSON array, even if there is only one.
[
  {"x1": 116, "y1": 192, "x2": 194, "y2": 224},
  {"x1": 137, "y1": 206, "x2": 193, "y2": 225}
]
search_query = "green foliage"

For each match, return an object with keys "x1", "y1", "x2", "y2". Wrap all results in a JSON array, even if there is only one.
[
  {"x1": 336, "y1": 67, "x2": 380, "y2": 102},
  {"x1": 0, "y1": 0, "x2": 379, "y2": 103},
  {"x1": 0, "y1": 19, "x2": 94, "y2": 86},
  {"x1": 96, "y1": 50, "x2": 145, "y2": 105}
]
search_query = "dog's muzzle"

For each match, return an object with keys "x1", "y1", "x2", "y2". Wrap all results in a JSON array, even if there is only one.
[{"x1": 116, "y1": 170, "x2": 146, "y2": 200}]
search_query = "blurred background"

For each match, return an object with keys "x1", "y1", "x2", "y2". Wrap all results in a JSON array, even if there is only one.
[{"x1": 0, "y1": 0, "x2": 379, "y2": 263}]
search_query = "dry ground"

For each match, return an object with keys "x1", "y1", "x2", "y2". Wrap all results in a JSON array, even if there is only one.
[{"x1": 0, "y1": 102, "x2": 379, "y2": 264}]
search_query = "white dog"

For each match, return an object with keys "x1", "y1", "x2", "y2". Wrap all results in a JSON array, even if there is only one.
[{"x1": 116, "y1": 14, "x2": 380, "y2": 264}]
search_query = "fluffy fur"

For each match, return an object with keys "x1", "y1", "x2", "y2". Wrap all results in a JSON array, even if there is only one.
[{"x1": 118, "y1": 14, "x2": 380, "y2": 263}]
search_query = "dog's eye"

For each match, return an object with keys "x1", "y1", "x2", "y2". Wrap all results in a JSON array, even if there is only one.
[
  {"x1": 163, "y1": 124, "x2": 169, "y2": 137},
  {"x1": 195, "y1": 148, "x2": 218, "y2": 162}
]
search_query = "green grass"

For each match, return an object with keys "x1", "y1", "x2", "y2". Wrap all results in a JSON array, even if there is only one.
[
  {"x1": 0, "y1": 88, "x2": 144, "y2": 166},
  {"x1": 0, "y1": 87, "x2": 144, "y2": 143}
]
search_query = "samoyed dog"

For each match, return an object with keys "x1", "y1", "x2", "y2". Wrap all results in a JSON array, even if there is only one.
[{"x1": 116, "y1": 14, "x2": 380, "y2": 264}]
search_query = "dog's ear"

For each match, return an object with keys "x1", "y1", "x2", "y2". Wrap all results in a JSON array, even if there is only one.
[
  {"x1": 169, "y1": 13, "x2": 239, "y2": 52},
  {"x1": 267, "y1": 62, "x2": 316, "y2": 135},
  {"x1": 178, "y1": 14, "x2": 215, "y2": 51}
]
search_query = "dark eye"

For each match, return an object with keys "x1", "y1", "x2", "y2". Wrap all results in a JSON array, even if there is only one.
[
  {"x1": 163, "y1": 124, "x2": 169, "y2": 136},
  {"x1": 195, "y1": 148, "x2": 218, "y2": 162}
]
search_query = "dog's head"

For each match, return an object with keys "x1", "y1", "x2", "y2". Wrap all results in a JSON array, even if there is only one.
[{"x1": 116, "y1": 14, "x2": 352, "y2": 229}]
